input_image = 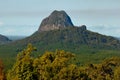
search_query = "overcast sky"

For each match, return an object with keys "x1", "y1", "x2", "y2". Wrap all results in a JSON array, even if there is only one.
[{"x1": 0, "y1": 0, "x2": 120, "y2": 37}]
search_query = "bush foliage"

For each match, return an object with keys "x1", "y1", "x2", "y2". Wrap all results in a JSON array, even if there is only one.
[{"x1": 0, "y1": 44, "x2": 119, "y2": 80}]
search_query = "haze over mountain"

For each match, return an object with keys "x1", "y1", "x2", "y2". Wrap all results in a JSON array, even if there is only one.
[{"x1": 7, "y1": 36, "x2": 27, "y2": 41}]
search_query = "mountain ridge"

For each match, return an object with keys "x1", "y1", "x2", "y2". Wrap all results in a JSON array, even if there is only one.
[
  {"x1": 5, "y1": 26, "x2": 120, "y2": 54},
  {"x1": 0, "y1": 34, "x2": 11, "y2": 44}
]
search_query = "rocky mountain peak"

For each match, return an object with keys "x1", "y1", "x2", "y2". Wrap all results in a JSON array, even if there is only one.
[{"x1": 38, "y1": 10, "x2": 74, "y2": 32}]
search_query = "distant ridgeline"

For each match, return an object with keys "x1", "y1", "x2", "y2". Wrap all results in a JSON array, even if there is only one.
[
  {"x1": 0, "y1": 34, "x2": 11, "y2": 44},
  {"x1": 0, "y1": 10, "x2": 120, "y2": 55}
]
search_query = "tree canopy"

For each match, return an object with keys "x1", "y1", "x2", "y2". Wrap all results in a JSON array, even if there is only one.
[{"x1": 5, "y1": 44, "x2": 120, "y2": 80}]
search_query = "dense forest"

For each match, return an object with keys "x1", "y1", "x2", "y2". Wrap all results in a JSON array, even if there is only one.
[{"x1": 0, "y1": 44, "x2": 120, "y2": 80}]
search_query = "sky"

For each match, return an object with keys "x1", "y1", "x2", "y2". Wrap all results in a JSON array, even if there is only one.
[{"x1": 0, "y1": 0, "x2": 120, "y2": 37}]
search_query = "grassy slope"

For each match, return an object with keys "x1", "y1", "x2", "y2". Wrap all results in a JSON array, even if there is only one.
[{"x1": 0, "y1": 27, "x2": 120, "y2": 70}]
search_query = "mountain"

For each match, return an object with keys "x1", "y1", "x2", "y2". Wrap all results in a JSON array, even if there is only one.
[
  {"x1": 38, "y1": 10, "x2": 74, "y2": 32},
  {"x1": 0, "y1": 10, "x2": 120, "y2": 56},
  {"x1": 0, "y1": 34, "x2": 11, "y2": 44},
  {"x1": 11, "y1": 25, "x2": 120, "y2": 52},
  {"x1": 7, "y1": 36, "x2": 27, "y2": 41}
]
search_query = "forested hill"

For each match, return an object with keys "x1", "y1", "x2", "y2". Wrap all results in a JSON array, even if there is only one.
[{"x1": 6, "y1": 25, "x2": 120, "y2": 54}]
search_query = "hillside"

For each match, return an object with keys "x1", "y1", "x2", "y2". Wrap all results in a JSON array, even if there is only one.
[
  {"x1": 1, "y1": 26, "x2": 119, "y2": 57},
  {"x1": 0, "y1": 34, "x2": 11, "y2": 44},
  {"x1": 9, "y1": 25, "x2": 119, "y2": 52},
  {"x1": 0, "y1": 10, "x2": 120, "y2": 55}
]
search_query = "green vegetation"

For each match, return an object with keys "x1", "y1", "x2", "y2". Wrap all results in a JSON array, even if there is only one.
[
  {"x1": 0, "y1": 27, "x2": 120, "y2": 60},
  {"x1": 0, "y1": 44, "x2": 118, "y2": 80},
  {"x1": 0, "y1": 27, "x2": 120, "y2": 79},
  {"x1": 0, "y1": 43, "x2": 120, "y2": 72},
  {"x1": 0, "y1": 59, "x2": 5, "y2": 80},
  {"x1": 0, "y1": 10, "x2": 120, "y2": 79}
]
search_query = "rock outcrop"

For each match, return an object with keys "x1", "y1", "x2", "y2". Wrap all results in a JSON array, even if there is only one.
[{"x1": 38, "y1": 10, "x2": 74, "y2": 32}]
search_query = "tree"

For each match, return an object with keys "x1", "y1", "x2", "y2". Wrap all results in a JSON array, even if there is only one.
[
  {"x1": 7, "y1": 44, "x2": 120, "y2": 80},
  {"x1": 7, "y1": 44, "x2": 37, "y2": 80},
  {"x1": 33, "y1": 50, "x2": 90, "y2": 80},
  {"x1": 0, "y1": 59, "x2": 5, "y2": 80},
  {"x1": 33, "y1": 50, "x2": 75, "y2": 79},
  {"x1": 114, "y1": 67, "x2": 120, "y2": 80}
]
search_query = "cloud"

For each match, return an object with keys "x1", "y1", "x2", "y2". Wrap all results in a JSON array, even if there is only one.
[
  {"x1": 0, "y1": 21, "x2": 4, "y2": 26},
  {"x1": 67, "y1": 9, "x2": 120, "y2": 27},
  {"x1": 69, "y1": 9, "x2": 120, "y2": 18},
  {"x1": 88, "y1": 25, "x2": 120, "y2": 37},
  {"x1": 1, "y1": 9, "x2": 120, "y2": 18},
  {"x1": 0, "y1": 25, "x2": 38, "y2": 36},
  {"x1": 0, "y1": 11, "x2": 51, "y2": 18},
  {"x1": 4, "y1": 29, "x2": 16, "y2": 34}
]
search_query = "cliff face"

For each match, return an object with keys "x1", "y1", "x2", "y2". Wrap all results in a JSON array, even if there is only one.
[{"x1": 38, "y1": 10, "x2": 74, "y2": 32}]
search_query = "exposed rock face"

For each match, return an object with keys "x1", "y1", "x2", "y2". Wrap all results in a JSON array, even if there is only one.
[
  {"x1": 0, "y1": 34, "x2": 11, "y2": 44},
  {"x1": 38, "y1": 10, "x2": 74, "y2": 32}
]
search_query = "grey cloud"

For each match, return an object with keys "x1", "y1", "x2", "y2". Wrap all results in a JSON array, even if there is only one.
[
  {"x1": 88, "y1": 25, "x2": 120, "y2": 37},
  {"x1": 0, "y1": 22, "x2": 3, "y2": 26},
  {"x1": 1, "y1": 9, "x2": 120, "y2": 19},
  {"x1": 0, "y1": 10, "x2": 51, "y2": 18},
  {"x1": 68, "y1": 9, "x2": 120, "y2": 18},
  {"x1": 67, "y1": 9, "x2": 120, "y2": 27}
]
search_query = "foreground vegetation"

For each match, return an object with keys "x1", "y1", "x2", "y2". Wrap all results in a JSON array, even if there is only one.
[{"x1": 0, "y1": 44, "x2": 120, "y2": 80}]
